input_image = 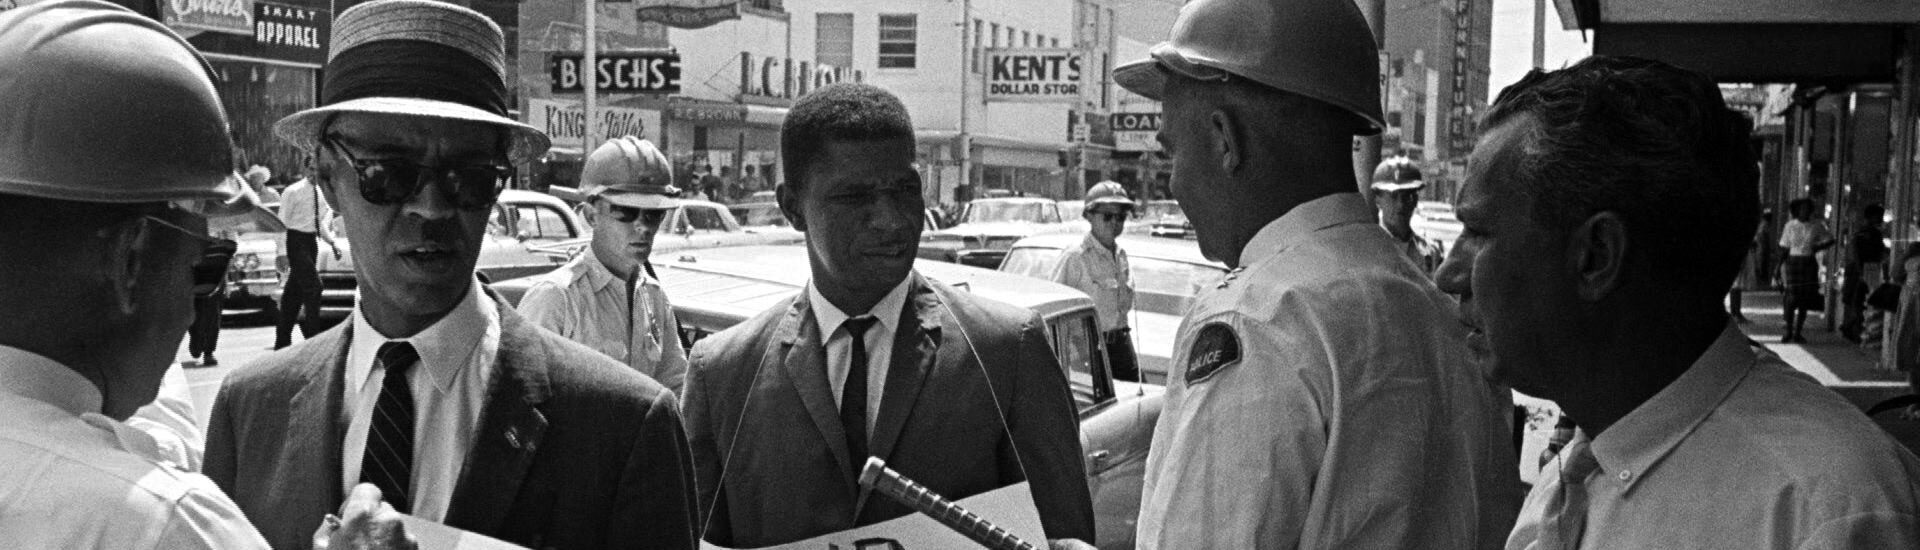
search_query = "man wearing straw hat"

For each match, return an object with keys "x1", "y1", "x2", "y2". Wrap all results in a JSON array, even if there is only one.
[
  {"x1": 519, "y1": 136, "x2": 690, "y2": 393},
  {"x1": 0, "y1": 1, "x2": 412, "y2": 547},
  {"x1": 204, "y1": 1, "x2": 699, "y2": 548}
]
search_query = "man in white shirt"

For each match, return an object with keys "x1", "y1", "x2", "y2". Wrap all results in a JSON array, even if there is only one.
[
  {"x1": 276, "y1": 160, "x2": 342, "y2": 349},
  {"x1": 520, "y1": 136, "x2": 690, "y2": 391},
  {"x1": 0, "y1": 2, "x2": 409, "y2": 548},
  {"x1": 206, "y1": 2, "x2": 697, "y2": 548},
  {"x1": 1050, "y1": 180, "x2": 1141, "y2": 381},
  {"x1": 1113, "y1": 0, "x2": 1520, "y2": 547},
  {"x1": 1442, "y1": 55, "x2": 1920, "y2": 550}
]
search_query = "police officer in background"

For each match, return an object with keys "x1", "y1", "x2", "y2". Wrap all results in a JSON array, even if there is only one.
[
  {"x1": 1371, "y1": 156, "x2": 1446, "y2": 274},
  {"x1": 0, "y1": 2, "x2": 410, "y2": 547},
  {"x1": 1113, "y1": 0, "x2": 1519, "y2": 547},
  {"x1": 1050, "y1": 181, "x2": 1141, "y2": 381},
  {"x1": 519, "y1": 136, "x2": 691, "y2": 392}
]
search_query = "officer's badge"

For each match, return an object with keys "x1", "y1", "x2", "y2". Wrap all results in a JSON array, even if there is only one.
[{"x1": 1183, "y1": 323, "x2": 1240, "y2": 385}]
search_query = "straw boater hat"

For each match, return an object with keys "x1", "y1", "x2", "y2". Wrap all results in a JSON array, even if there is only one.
[{"x1": 272, "y1": 0, "x2": 549, "y2": 163}]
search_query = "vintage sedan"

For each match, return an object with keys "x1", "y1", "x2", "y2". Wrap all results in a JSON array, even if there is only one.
[
  {"x1": 309, "y1": 189, "x2": 588, "y2": 321},
  {"x1": 918, "y1": 197, "x2": 1080, "y2": 269},
  {"x1": 529, "y1": 197, "x2": 807, "y2": 261},
  {"x1": 493, "y1": 245, "x2": 1164, "y2": 549},
  {"x1": 999, "y1": 234, "x2": 1228, "y2": 383},
  {"x1": 219, "y1": 205, "x2": 289, "y2": 311},
  {"x1": 1139, "y1": 200, "x2": 1191, "y2": 239}
]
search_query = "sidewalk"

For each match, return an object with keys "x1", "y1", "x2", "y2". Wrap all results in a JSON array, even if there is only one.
[{"x1": 1734, "y1": 290, "x2": 1911, "y2": 410}]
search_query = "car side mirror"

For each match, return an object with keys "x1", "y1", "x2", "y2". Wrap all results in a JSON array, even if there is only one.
[{"x1": 516, "y1": 230, "x2": 532, "y2": 242}]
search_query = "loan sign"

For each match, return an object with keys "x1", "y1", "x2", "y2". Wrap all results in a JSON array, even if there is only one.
[
  {"x1": 551, "y1": 51, "x2": 682, "y2": 94},
  {"x1": 1111, "y1": 112, "x2": 1162, "y2": 152},
  {"x1": 986, "y1": 48, "x2": 1086, "y2": 103}
]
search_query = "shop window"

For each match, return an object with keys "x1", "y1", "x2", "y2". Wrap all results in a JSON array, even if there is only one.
[
  {"x1": 1021, "y1": 31, "x2": 1031, "y2": 48},
  {"x1": 1051, "y1": 37, "x2": 1060, "y2": 48},
  {"x1": 817, "y1": 13, "x2": 854, "y2": 68},
  {"x1": 878, "y1": 14, "x2": 917, "y2": 69},
  {"x1": 990, "y1": 22, "x2": 1001, "y2": 48}
]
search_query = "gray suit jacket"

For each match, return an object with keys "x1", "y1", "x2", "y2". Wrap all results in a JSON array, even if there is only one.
[
  {"x1": 683, "y1": 273, "x2": 1095, "y2": 547},
  {"x1": 205, "y1": 288, "x2": 698, "y2": 550}
]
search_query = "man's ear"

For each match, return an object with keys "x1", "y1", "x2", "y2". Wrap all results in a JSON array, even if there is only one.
[
  {"x1": 777, "y1": 181, "x2": 806, "y2": 232},
  {"x1": 100, "y1": 218, "x2": 150, "y2": 318},
  {"x1": 1208, "y1": 109, "x2": 1243, "y2": 176},
  {"x1": 1569, "y1": 211, "x2": 1629, "y2": 302}
]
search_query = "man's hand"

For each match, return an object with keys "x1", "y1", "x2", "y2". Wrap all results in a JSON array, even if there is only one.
[
  {"x1": 320, "y1": 483, "x2": 417, "y2": 550},
  {"x1": 328, "y1": 242, "x2": 343, "y2": 261},
  {"x1": 1048, "y1": 538, "x2": 1098, "y2": 550}
]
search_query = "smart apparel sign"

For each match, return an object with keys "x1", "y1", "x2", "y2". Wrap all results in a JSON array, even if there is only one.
[{"x1": 986, "y1": 48, "x2": 1086, "y2": 103}]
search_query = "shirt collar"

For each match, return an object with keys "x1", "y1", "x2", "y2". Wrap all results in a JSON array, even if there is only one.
[
  {"x1": 349, "y1": 277, "x2": 500, "y2": 393},
  {"x1": 580, "y1": 248, "x2": 658, "y2": 293},
  {"x1": 1080, "y1": 232, "x2": 1123, "y2": 262},
  {"x1": 807, "y1": 273, "x2": 915, "y2": 337},
  {"x1": 1240, "y1": 193, "x2": 1376, "y2": 267},
  {"x1": 0, "y1": 344, "x2": 102, "y2": 417},
  {"x1": 1588, "y1": 321, "x2": 1754, "y2": 493}
]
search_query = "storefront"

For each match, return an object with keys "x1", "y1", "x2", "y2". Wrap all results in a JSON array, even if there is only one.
[
  {"x1": 184, "y1": 0, "x2": 330, "y2": 188},
  {"x1": 658, "y1": 100, "x2": 784, "y2": 202}
]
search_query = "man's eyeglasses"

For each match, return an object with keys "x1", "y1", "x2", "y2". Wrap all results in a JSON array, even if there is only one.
[
  {"x1": 323, "y1": 135, "x2": 512, "y2": 211},
  {"x1": 1089, "y1": 211, "x2": 1130, "y2": 222},
  {"x1": 142, "y1": 214, "x2": 235, "y2": 298},
  {"x1": 606, "y1": 203, "x2": 669, "y2": 226}
]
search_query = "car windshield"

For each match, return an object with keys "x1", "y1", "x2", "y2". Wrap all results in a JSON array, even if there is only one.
[
  {"x1": 1000, "y1": 247, "x2": 1062, "y2": 279},
  {"x1": 1132, "y1": 257, "x2": 1225, "y2": 299},
  {"x1": 734, "y1": 205, "x2": 789, "y2": 227},
  {"x1": 965, "y1": 202, "x2": 1057, "y2": 224},
  {"x1": 1142, "y1": 202, "x2": 1183, "y2": 219}
]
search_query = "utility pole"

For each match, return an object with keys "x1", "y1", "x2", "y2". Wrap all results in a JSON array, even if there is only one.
[
  {"x1": 1354, "y1": 0, "x2": 1386, "y2": 194},
  {"x1": 583, "y1": 0, "x2": 598, "y2": 153},
  {"x1": 958, "y1": 0, "x2": 973, "y2": 207},
  {"x1": 1532, "y1": 0, "x2": 1546, "y2": 69}
]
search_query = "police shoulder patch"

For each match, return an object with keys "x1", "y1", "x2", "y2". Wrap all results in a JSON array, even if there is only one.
[{"x1": 1183, "y1": 322, "x2": 1241, "y2": 385}]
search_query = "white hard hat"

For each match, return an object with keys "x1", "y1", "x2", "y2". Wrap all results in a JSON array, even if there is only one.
[{"x1": 581, "y1": 136, "x2": 681, "y2": 210}]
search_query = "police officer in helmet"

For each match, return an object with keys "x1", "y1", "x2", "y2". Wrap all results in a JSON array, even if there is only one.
[{"x1": 1371, "y1": 156, "x2": 1445, "y2": 274}]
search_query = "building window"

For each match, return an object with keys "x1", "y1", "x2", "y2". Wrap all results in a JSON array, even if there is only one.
[
  {"x1": 990, "y1": 22, "x2": 1000, "y2": 48},
  {"x1": 1050, "y1": 37, "x2": 1060, "y2": 48},
  {"x1": 973, "y1": 19, "x2": 985, "y2": 72},
  {"x1": 878, "y1": 14, "x2": 917, "y2": 69},
  {"x1": 744, "y1": 0, "x2": 781, "y2": 11},
  {"x1": 816, "y1": 13, "x2": 854, "y2": 68},
  {"x1": 1021, "y1": 30, "x2": 1031, "y2": 47}
]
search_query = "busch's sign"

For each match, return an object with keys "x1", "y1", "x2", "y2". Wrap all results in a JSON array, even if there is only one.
[{"x1": 163, "y1": 0, "x2": 254, "y2": 35}]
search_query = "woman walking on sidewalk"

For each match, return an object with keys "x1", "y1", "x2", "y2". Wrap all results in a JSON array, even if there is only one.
[{"x1": 1779, "y1": 198, "x2": 1834, "y2": 343}]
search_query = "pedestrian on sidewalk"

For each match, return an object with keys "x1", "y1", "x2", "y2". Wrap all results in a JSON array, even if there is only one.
[
  {"x1": 274, "y1": 158, "x2": 341, "y2": 349},
  {"x1": 1778, "y1": 198, "x2": 1833, "y2": 343},
  {"x1": 1842, "y1": 204, "x2": 1887, "y2": 342}
]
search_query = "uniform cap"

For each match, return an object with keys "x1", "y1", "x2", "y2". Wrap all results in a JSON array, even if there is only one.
[
  {"x1": 0, "y1": 0, "x2": 240, "y2": 204},
  {"x1": 581, "y1": 136, "x2": 680, "y2": 210},
  {"x1": 1084, "y1": 180, "x2": 1134, "y2": 211},
  {"x1": 1113, "y1": 0, "x2": 1385, "y2": 134},
  {"x1": 273, "y1": 0, "x2": 550, "y2": 164},
  {"x1": 1369, "y1": 156, "x2": 1424, "y2": 192}
]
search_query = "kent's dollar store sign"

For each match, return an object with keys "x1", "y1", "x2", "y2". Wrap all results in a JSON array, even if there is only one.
[
  {"x1": 987, "y1": 49, "x2": 1085, "y2": 103},
  {"x1": 551, "y1": 51, "x2": 682, "y2": 94}
]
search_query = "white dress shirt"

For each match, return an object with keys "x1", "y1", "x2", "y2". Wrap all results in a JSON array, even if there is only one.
[
  {"x1": 807, "y1": 276, "x2": 913, "y2": 438},
  {"x1": 518, "y1": 249, "x2": 689, "y2": 392},
  {"x1": 0, "y1": 344, "x2": 267, "y2": 548},
  {"x1": 1049, "y1": 232, "x2": 1134, "y2": 331},
  {"x1": 1136, "y1": 193, "x2": 1520, "y2": 549},
  {"x1": 279, "y1": 178, "x2": 335, "y2": 237},
  {"x1": 1506, "y1": 323, "x2": 1920, "y2": 550},
  {"x1": 127, "y1": 364, "x2": 205, "y2": 472},
  {"x1": 341, "y1": 279, "x2": 501, "y2": 522}
]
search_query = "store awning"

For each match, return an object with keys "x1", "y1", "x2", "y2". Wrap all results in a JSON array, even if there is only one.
[{"x1": 1556, "y1": 0, "x2": 1915, "y2": 82}]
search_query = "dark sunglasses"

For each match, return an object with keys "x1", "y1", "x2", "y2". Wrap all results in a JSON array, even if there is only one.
[
  {"x1": 324, "y1": 135, "x2": 512, "y2": 211},
  {"x1": 143, "y1": 214, "x2": 235, "y2": 297},
  {"x1": 1089, "y1": 210, "x2": 1130, "y2": 222},
  {"x1": 606, "y1": 203, "x2": 669, "y2": 226}
]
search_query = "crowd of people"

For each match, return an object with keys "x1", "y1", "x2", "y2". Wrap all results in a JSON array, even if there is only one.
[{"x1": 2, "y1": 0, "x2": 1919, "y2": 549}]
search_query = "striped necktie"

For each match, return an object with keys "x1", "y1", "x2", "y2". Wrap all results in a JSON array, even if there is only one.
[{"x1": 361, "y1": 341, "x2": 419, "y2": 513}]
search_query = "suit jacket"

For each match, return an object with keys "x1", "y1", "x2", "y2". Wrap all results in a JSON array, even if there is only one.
[
  {"x1": 683, "y1": 273, "x2": 1095, "y2": 547},
  {"x1": 204, "y1": 288, "x2": 698, "y2": 550}
]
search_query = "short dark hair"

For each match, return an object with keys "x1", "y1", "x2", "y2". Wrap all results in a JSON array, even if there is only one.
[
  {"x1": 780, "y1": 83, "x2": 915, "y2": 191},
  {"x1": 1482, "y1": 55, "x2": 1759, "y2": 297}
]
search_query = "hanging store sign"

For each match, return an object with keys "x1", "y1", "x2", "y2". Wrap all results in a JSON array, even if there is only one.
[
  {"x1": 634, "y1": 0, "x2": 739, "y2": 30},
  {"x1": 1111, "y1": 112, "x2": 1162, "y2": 152},
  {"x1": 1447, "y1": 0, "x2": 1473, "y2": 154},
  {"x1": 162, "y1": 0, "x2": 254, "y2": 35},
  {"x1": 738, "y1": 52, "x2": 864, "y2": 103},
  {"x1": 986, "y1": 49, "x2": 1087, "y2": 103},
  {"x1": 527, "y1": 99, "x2": 661, "y2": 145},
  {"x1": 550, "y1": 51, "x2": 682, "y2": 94},
  {"x1": 252, "y1": 2, "x2": 327, "y2": 65},
  {"x1": 669, "y1": 103, "x2": 749, "y2": 124}
]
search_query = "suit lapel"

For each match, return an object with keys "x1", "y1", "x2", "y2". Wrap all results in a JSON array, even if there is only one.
[
  {"x1": 286, "y1": 323, "x2": 349, "y2": 514},
  {"x1": 444, "y1": 294, "x2": 551, "y2": 534},
  {"x1": 869, "y1": 275, "x2": 942, "y2": 466},
  {"x1": 774, "y1": 296, "x2": 854, "y2": 483}
]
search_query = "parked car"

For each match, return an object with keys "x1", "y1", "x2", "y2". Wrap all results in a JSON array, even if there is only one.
[
  {"x1": 308, "y1": 189, "x2": 588, "y2": 321},
  {"x1": 221, "y1": 204, "x2": 289, "y2": 311},
  {"x1": 919, "y1": 197, "x2": 1078, "y2": 269},
  {"x1": 1140, "y1": 200, "x2": 1191, "y2": 239},
  {"x1": 999, "y1": 234, "x2": 1228, "y2": 382},
  {"x1": 1412, "y1": 200, "x2": 1463, "y2": 254},
  {"x1": 728, "y1": 201, "x2": 789, "y2": 228},
  {"x1": 528, "y1": 198, "x2": 806, "y2": 262},
  {"x1": 493, "y1": 245, "x2": 1165, "y2": 549}
]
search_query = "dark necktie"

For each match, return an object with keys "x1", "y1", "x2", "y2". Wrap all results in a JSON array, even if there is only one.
[
  {"x1": 840, "y1": 316, "x2": 879, "y2": 477},
  {"x1": 362, "y1": 341, "x2": 419, "y2": 513},
  {"x1": 1538, "y1": 441, "x2": 1600, "y2": 550}
]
